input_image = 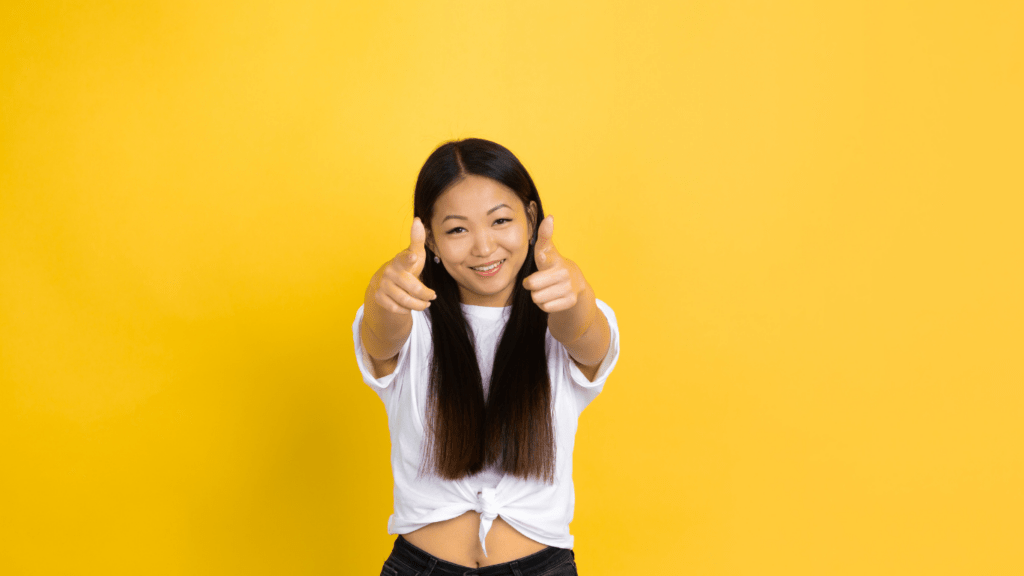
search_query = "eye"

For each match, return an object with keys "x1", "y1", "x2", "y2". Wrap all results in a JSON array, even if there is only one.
[
  {"x1": 445, "y1": 226, "x2": 466, "y2": 235},
  {"x1": 494, "y1": 218, "x2": 512, "y2": 225}
]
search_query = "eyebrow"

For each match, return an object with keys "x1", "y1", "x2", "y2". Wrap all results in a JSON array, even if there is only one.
[{"x1": 441, "y1": 204, "x2": 513, "y2": 223}]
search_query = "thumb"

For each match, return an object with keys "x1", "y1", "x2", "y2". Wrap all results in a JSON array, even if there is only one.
[
  {"x1": 534, "y1": 215, "x2": 556, "y2": 270},
  {"x1": 407, "y1": 217, "x2": 427, "y2": 274}
]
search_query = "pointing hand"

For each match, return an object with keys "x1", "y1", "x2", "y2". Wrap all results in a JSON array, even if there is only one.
[
  {"x1": 372, "y1": 217, "x2": 438, "y2": 314},
  {"x1": 522, "y1": 216, "x2": 587, "y2": 313}
]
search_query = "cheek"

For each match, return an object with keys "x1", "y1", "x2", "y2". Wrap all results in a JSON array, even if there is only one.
[
  {"x1": 433, "y1": 237, "x2": 452, "y2": 256},
  {"x1": 438, "y1": 240, "x2": 466, "y2": 265},
  {"x1": 505, "y1": 226, "x2": 528, "y2": 248},
  {"x1": 504, "y1": 233, "x2": 530, "y2": 263}
]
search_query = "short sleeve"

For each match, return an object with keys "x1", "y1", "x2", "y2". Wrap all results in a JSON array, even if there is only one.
[
  {"x1": 566, "y1": 298, "x2": 621, "y2": 414},
  {"x1": 352, "y1": 304, "x2": 417, "y2": 396}
]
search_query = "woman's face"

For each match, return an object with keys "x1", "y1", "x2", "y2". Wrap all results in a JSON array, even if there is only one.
[{"x1": 426, "y1": 175, "x2": 537, "y2": 307}]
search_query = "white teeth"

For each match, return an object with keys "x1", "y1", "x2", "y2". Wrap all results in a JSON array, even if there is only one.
[{"x1": 471, "y1": 259, "x2": 505, "y2": 271}]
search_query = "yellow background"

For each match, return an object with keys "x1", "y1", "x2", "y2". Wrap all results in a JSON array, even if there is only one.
[{"x1": 2, "y1": 1, "x2": 1021, "y2": 574}]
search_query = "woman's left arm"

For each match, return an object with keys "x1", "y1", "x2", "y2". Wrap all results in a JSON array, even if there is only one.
[{"x1": 522, "y1": 216, "x2": 611, "y2": 381}]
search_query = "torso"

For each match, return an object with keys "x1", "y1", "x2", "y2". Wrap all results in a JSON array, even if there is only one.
[
  {"x1": 402, "y1": 511, "x2": 549, "y2": 568},
  {"x1": 368, "y1": 329, "x2": 549, "y2": 568},
  {"x1": 364, "y1": 310, "x2": 594, "y2": 568}
]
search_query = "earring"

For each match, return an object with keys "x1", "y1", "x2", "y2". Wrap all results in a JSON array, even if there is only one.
[{"x1": 433, "y1": 256, "x2": 440, "y2": 264}]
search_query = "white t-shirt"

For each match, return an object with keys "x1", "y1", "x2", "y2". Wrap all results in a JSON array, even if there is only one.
[{"x1": 352, "y1": 299, "x2": 621, "y2": 556}]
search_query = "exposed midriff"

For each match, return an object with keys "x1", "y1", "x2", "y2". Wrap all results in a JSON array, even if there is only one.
[{"x1": 402, "y1": 510, "x2": 548, "y2": 568}]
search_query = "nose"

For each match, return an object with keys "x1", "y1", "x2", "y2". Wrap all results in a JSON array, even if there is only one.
[{"x1": 471, "y1": 229, "x2": 496, "y2": 258}]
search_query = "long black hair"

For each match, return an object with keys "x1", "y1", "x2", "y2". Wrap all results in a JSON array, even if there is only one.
[{"x1": 414, "y1": 138, "x2": 554, "y2": 484}]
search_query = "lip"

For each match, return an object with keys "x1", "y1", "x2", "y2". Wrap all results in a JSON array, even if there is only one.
[{"x1": 470, "y1": 259, "x2": 505, "y2": 277}]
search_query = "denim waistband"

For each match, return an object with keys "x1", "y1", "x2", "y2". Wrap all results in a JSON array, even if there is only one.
[{"x1": 388, "y1": 534, "x2": 574, "y2": 576}]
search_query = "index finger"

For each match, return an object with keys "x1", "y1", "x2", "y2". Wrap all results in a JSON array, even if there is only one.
[{"x1": 395, "y1": 270, "x2": 437, "y2": 302}]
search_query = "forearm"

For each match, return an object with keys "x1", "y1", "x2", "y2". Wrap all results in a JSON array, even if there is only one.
[{"x1": 547, "y1": 282, "x2": 610, "y2": 367}]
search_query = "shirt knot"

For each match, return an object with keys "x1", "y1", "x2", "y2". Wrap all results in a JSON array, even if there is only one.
[{"x1": 475, "y1": 487, "x2": 498, "y2": 557}]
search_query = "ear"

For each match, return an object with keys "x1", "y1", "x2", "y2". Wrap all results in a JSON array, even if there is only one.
[
  {"x1": 424, "y1": 226, "x2": 437, "y2": 255},
  {"x1": 527, "y1": 201, "x2": 538, "y2": 239}
]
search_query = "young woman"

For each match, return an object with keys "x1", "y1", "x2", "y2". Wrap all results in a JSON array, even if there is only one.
[{"x1": 353, "y1": 138, "x2": 621, "y2": 575}]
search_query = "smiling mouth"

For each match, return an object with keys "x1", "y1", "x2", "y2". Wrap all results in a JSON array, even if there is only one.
[{"x1": 470, "y1": 259, "x2": 506, "y2": 272}]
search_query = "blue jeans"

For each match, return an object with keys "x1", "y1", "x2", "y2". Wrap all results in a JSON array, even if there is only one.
[{"x1": 380, "y1": 534, "x2": 579, "y2": 576}]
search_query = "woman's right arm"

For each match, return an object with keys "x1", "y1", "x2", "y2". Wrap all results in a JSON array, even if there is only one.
[{"x1": 360, "y1": 217, "x2": 436, "y2": 378}]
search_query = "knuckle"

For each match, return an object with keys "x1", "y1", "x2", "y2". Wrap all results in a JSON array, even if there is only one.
[{"x1": 401, "y1": 294, "x2": 422, "y2": 311}]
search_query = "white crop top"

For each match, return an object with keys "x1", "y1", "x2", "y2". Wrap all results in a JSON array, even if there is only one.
[{"x1": 352, "y1": 299, "x2": 621, "y2": 556}]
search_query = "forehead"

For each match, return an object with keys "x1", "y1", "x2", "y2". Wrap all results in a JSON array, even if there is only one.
[{"x1": 432, "y1": 175, "x2": 522, "y2": 217}]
